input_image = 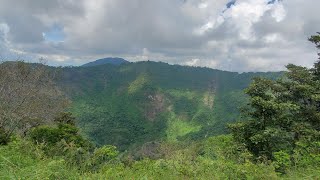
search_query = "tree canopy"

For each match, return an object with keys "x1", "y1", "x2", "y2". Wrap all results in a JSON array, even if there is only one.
[
  {"x1": 0, "y1": 61, "x2": 69, "y2": 144},
  {"x1": 230, "y1": 33, "x2": 320, "y2": 172}
]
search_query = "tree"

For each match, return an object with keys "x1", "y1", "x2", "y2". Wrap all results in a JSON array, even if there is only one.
[
  {"x1": 230, "y1": 33, "x2": 320, "y2": 164},
  {"x1": 0, "y1": 60, "x2": 69, "y2": 144},
  {"x1": 54, "y1": 112, "x2": 76, "y2": 125},
  {"x1": 309, "y1": 32, "x2": 320, "y2": 79},
  {"x1": 30, "y1": 116, "x2": 92, "y2": 149}
]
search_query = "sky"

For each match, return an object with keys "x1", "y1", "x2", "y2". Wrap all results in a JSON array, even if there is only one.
[{"x1": 0, "y1": 0, "x2": 319, "y2": 72}]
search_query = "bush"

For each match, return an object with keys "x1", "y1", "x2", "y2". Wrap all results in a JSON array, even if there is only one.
[
  {"x1": 0, "y1": 138, "x2": 80, "y2": 179},
  {"x1": 0, "y1": 127, "x2": 9, "y2": 145},
  {"x1": 30, "y1": 124, "x2": 92, "y2": 150},
  {"x1": 273, "y1": 151, "x2": 291, "y2": 174},
  {"x1": 29, "y1": 125, "x2": 62, "y2": 146}
]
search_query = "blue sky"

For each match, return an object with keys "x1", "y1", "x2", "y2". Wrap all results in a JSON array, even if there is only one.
[
  {"x1": 226, "y1": 0, "x2": 236, "y2": 8},
  {"x1": 43, "y1": 24, "x2": 65, "y2": 43}
]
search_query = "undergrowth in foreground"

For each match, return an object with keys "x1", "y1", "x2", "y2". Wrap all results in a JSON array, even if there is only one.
[{"x1": 1, "y1": 135, "x2": 319, "y2": 180}]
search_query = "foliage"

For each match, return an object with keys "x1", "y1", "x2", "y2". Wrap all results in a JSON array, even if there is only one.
[
  {"x1": 230, "y1": 33, "x2": 320, "y2": 173},
  {"x1": 54, "y1": 112, "x2": 76, "y2": 125},
  {"x1": 273, "y1": 151, "x2": 291, "y2": 174},
  {"x1": 59, "y1": 61, "x2": 279, "y2": 149},
  {"x1": 29, "y1": 114, "x2": 92, "y2": 152},
  {"x1": 0, "y1": 138, "x2": 81, "y2": 179},
  {"x1": 1, "y1": 33, "x2": 320, "y2": 179},
  {"x1": 0, "y1": 61, "x2": 69, "y2": 145},
  {"x1": 0, "y1": 127, "x2": 7, "y2": 145},
  {"x1": 91, "y1": 145, "x2": 119, "y2": 170},
  {"x1": 2, "y1": 135, "x2": 320, "y2": 179}
]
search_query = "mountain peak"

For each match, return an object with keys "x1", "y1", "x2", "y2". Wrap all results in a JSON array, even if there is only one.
[{"x1": 82, "y1": 57, "x2": 129, "y2": 67}]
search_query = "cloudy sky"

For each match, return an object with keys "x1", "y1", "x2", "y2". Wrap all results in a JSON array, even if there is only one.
[{"x1": 0, "y1": 0, "x2": 319, "y2": 72}]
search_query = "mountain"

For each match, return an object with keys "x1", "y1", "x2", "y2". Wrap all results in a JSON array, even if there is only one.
[
  {"x1": 58, "y1": 61, "x2": 281, "y2": 150},
  {"x1": 82, "y1": 57, "x2": 129, "y2": 67}
]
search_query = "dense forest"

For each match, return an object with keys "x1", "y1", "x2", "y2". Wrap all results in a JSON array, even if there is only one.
[
  {"x1": 59, "y1": 60, "x2": 280, "y2": 150},
  {"x1": 0, "y1": 34, "x2": 319, "y2": 179}
]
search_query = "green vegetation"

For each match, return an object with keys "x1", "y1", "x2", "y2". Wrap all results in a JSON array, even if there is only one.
[
  {"x1": 230, "y1": 34, "x2": 320, "y2": 174},
  {"x1": 1, "y1": 135, "x2": 320, "y2": 179},
  {"x1": 59, "y1": 60, "x2": 280, "y2": 149},
  {"x1": 166, "y1": 111, "x2": 202, "y2": 142},
  {"x1": 0, "y1": 34, "x2": 319, "y2": 179}
]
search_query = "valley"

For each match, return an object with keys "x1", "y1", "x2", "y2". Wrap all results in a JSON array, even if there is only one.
[{"x1": 58, "y1": 60, "x2": 280, "y2": 150}]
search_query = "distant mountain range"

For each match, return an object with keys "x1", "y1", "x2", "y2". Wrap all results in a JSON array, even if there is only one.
[
  {"x1": 82, "y1": 57, "x2": 129, "y2": 67},
  {"x1": 57, "y1": 60, "x2": 281, "y2": 150}
]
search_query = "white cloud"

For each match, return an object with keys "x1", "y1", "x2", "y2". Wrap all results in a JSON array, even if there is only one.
[
  {"x1": 271, "y1": 2, "x2": 286, "y2": 22},
  {"x1": 186, "y1": 58, "x2": 200, "y2": 66},
  {"x1": 0, "y1": 0, "x2": 319, "y2": 71},
  {"x1": 263, "y1": 33, "x2": 284, "y2": 44},
  {"x1": 0, "y1": 23, "x2": 15, "y2": 59}
]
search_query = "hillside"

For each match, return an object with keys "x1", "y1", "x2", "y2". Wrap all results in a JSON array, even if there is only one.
[
  {"x1": 1, "y1": 1, "x2": 319, "y2": 178},
  {"x1": 1, "y1": 58, "x2": 319, "y2": 180},
  {"x1": 58, "y1": 61, "x2": 281, "y2": 150}
]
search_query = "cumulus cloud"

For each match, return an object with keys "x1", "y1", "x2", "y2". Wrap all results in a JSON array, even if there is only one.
[
  {"x1": 0, "y1": 23, "x2": 10, "y2": 52},
  {"x1": 0, "y1": 0, "x2": 319, "y2": 71}
]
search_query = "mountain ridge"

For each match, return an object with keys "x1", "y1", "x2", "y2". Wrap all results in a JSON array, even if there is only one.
[
  {"x1": 82, "y1": 57, "x2": 129, "y2": 67},
  {"x1": 57, "y1": 61, "x2": 282, "y2": 149}
]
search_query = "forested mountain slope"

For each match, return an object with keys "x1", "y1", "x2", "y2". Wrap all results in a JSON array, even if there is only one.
[
  {"x1": 1, "y1": 34, "x2": 319, "y2": 180},
  {"x1": 58, "y1": 61, "x2": 281, "y2": 150},
  {"x1": 82, "y1": 57, "x2": 129, "y2": 67}
]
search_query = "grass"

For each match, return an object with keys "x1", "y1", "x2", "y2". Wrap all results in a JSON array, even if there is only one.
[
  {"x1": 1, "y1": 135, "x2": 319, "y2": 179},
  {"x1": 165, "y1": 112, "x2": 201, "y2": 142}
]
